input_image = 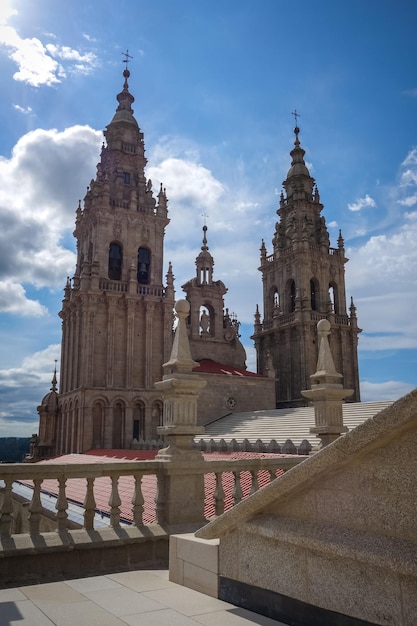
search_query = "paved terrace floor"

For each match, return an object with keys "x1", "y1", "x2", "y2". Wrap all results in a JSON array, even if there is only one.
[{"x1": 0, "y1": 569, "x2": 286, "y2": 626}]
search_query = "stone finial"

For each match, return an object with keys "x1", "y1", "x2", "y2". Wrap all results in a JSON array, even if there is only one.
[
  {"x1": 302, "y1": 319, "x2": 353, "y2": 448},
  {"x1": 162, "y1": 299, "x2": 199, "y2": 375},
  {"x1": 156, "y1": 300, "x2": 206, "y2": 459},
  {"x1": 312, "y1": 319, "x2": 341, "y2": 383}
]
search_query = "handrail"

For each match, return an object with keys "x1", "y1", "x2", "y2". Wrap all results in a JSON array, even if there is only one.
[{"x1": 0, "y1": 456, "x2": 304, "y2": 537}]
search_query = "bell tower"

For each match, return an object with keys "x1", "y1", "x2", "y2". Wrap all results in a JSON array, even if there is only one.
[
  {"x1": 182, "y1": 225, "x2": 246, "y2": 369},
  {"x1": 252, "y1": 124, "x2": 361, "y2": 406},
  {"x1": 54, "y1": 66, "x2": 175, "y2": 454}
]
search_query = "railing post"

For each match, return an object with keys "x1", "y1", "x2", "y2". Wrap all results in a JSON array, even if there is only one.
[
  {"x1": 250, "y1": 470, "x2": 259, "y2": 495},
  {"x1": 155, "y1": 300, "x2": 207, "y2": 527},
  {"x1": 109, "y1": 475, "x2": 121, "y2": 528},
  {"x1": 214, "y1": 472, "x2": 225, "y2": 516},
  {"x1": 56, "y1": 476, "x2": 68, "y2": 532},
  {"x1": 0, "y1": 477, "x2": 14, "y2": 537},
  {"x1": 84, "y1": 476, "x2": 96, "y2": 530},
  {"x1": 29, "y1": 478, "x2": 43, "y2": 534},
  {"x1": 132, "y1": 472, "x2": 145, "y2": 526},
  {"x1": 232, "y1": 471, "x2": 243, "y2": 506}
]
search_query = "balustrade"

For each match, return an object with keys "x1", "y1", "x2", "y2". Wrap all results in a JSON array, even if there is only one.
[
  {"x1": 99, "y1": 278, "x2": 128, "y2": 293},
  {"x1": 0, "y1": 456, "x2": 303, "y2": 539}
]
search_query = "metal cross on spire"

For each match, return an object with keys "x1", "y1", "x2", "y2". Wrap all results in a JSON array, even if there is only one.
[
  {"x1": 122, "y1": 49, "x2": 133, "y2": 70},
  {"x1": 291, "y1": 109, "x2": 301, "y2": 126},
  {"x1": 201, "y1": 212, "x2": 209, "y2": 226}
]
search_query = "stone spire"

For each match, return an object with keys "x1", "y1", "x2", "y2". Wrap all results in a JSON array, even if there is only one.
[
  {"x1": 302, "y1": 319, "x2": 353, "y2": 448},
  {"x1": 196, "y1": 225, "x2": 214, "y2": 285}
]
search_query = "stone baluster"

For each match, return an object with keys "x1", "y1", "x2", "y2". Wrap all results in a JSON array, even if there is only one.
[
  {"x1": 132, "y1": 472, "x2": 145, "y2": 526},
  {"x1": 250, "y1": 470, "x2": 259, "y2": 495},
  {"x1": 109, "y1": 475, "x2": 121, "y2": 528},
  {"x1": 214, "y1": 472, "x2": 225, "y2": 516},
  {"x1": 232, "y1": 471, "x2": 243, "y2": 506},
  {"x1": 56, "y1": 476, "x2": 68, "y2": 532},
  {"x1": 29, "y1": 478, "x2": 43, "y2": 534},
  {"x1": 84, "y1": 476, "x2": 96, "y2": 529},
  {"x1": 0, "y1": 477, "x2": 14, "y2": 537}
]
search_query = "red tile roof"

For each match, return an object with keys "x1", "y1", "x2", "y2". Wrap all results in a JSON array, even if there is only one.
[
  {"x1": 22, "y1": 450, "x2": 288, "y2": 525},
  {"x1": 193, "y1": 359, "x2": 263, "y2": 377}
]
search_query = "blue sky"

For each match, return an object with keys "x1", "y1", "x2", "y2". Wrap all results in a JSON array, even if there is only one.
[{"x1": 0, "y1": 0, "x2": 416, "y2": 436}]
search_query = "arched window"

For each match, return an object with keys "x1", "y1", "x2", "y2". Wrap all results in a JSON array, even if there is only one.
[
  {"x1": 137, "y1": 247, "x2": 150, "y2": 284},
  {"x1": 113, "y1": 402, "x2": 124, "y2": 448},
  {"x1": 133, "y1": 402, "x2": 145, "y2": 440},
  {"x1": 329, "y1": 282, "x2": 338, "y2": 314},
  {"x1": 108, "y1": 242, "x2": 122, "y2": 280},
  {"x1": 310, "y1": 278, "x2": 319, "y2": 311},
  {"x1": 289, "y1": 280, "x2": 296, "y2": 313},
  {"x1": 200, "y1": 305, "x2": 212, "y2": 336},
  {"x1": 92, "y1": 402, "x2": 103, "y2": 448}
]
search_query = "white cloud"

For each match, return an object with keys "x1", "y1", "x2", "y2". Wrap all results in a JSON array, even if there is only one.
[
  {"x1": 360, "y1": 380, "x2": 415, "y2": 402},
  {"x1": 0, "y1": 24, "x2": 61, "y2": 86},
  {"x1": 0, "y1": 0, "x2": 17, "y2": 25},
  {"x1": 0, "y1": 281, "x2": 47, "y2": 317},
  {"x1": 0, "y1": 125, "x2": 102, "y2": 305},
  {"x1": 348, "y1": 194, "x2": 376, "y2": 212},
  {"x1": 398, "y1": 194, "x2": 417, "y2": 207},
  {"x1": 13, "y1": 103, "x2": 32, "y2": 114},
  {"x1": 0, "y1": 344, "x2": 60, "y2": 437},
  {"x1": 401, "y1": 148, "x2": 417, "y2": 167},
  {"x1": 0, "y1": 7, "x2": 97, "y2": 87}
]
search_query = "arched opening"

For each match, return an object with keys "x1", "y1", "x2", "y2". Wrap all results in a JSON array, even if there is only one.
[
  {"x1": 113, "y1": 402, "x2": 124, "y2": 449},
  {"x1": 92, "y1": 402, "x2": 104, "y2": 448},
  {"x1": 199, "y1": 305, "x2": 212, "y2": 336},
  {"x1": 108, "y1": 242, "x2": 123, "y2": 280},
  {"x1": 288, "y1": 280, "x2": 296, "y2": 313},
  {"x1": 137, "y1": 247, "x2": 151, "y2": 284},
  {"x1": 73, "y1": 401, "x2": 79, "y2": 453},
  {"x1": 329, "y1": 282, "x2": 339, "y2": 314},
  {"x1": 310, "y1": 278, "x2": 319, "y2": 311},
  {"x1": 133, "y1": 402, "x2": 145, "y2": 441}
]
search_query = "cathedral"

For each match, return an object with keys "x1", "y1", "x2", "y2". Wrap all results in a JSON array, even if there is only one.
[
  {"x1": 252, "y1": 124, "x2": 361, "y2": 407},
  {"x1": 36, "y1": 68, "x2": 360, "y2": 458}
]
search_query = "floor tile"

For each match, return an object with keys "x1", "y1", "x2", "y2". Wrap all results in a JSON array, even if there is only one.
[
  {"x1": 143, "y1": 585, "x2": 232, "y2": 617},
  {"x1": 109, "y1": 570, "x2": 174, "y2": 592},
  {"x1": 84, "y1": 586, "x2": 166, "y2": 616},
  {"x1": 122, "y1": 607, "x2": 202, "y2": 626},
  {"x1": 19, "y1": 580, "x2": 86, "y2": 605},
  {"x1": 36, "y1": 599, "x2": 126, "y2": 626},
  {"x1": 0, "y1": 588, "x2": 27, "y2": 602},
  {"x1": 194, "y1": 606, "x2": 287, "y2": 625},
  {"x1": 0, "y1": 600, "x2": 54, "y2": 626},
  {"x1": 66, "y1": 575, "x2": 122, "y2": 593}
]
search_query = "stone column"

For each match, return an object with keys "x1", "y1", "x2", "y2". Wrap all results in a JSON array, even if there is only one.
[
  {"x1": 302, "y1": 319, "x2": 353, "y2": 448},
  {"x1": 155, "y1": 299, "x2": 207, "y2": 527}
]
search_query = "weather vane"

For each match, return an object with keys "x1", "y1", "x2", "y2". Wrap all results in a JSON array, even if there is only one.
[
  {"x1": 122, "y1": 49, "x2": 133, "y2": 70},
  {"x1": 291, "y1": 109, "x2": 301, "y2": 126}
]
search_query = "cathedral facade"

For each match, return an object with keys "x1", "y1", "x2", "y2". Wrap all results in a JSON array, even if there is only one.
[
  {"x1": 36, "y1": 69, "x2": 274, "y2": 457},
  {"x1": 35, "y1": 71, "x2": 360, "y2": 458}
]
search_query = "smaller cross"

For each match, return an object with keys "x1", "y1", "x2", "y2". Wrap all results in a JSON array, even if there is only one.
[
  {"x1": 122, "y1": 49, "x2": 133, "y2": 69},
  {"x1": 201, "y1": 212, "x2": 209, "y2": 226},
  {"x1": 291, "y1": 109, "x2": 301, "y2": 126}
]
